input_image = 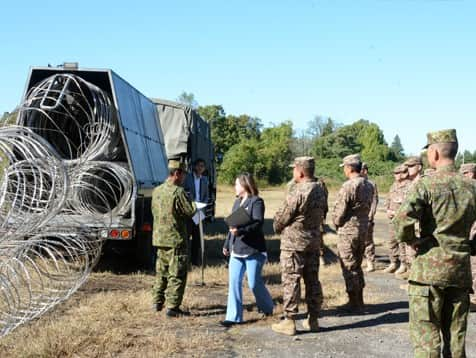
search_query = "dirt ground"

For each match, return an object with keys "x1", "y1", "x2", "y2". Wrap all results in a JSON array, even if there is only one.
[{"x1": 1, "y1": 187, "x2": 476, "y2": 357}]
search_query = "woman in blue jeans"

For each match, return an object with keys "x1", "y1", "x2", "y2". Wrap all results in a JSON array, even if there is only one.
[{"x1": 221, "y1": 173, "x2": 274, "y2": 326}]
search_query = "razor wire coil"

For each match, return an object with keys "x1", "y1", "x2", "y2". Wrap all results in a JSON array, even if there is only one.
[{"x1": 0, "y1": 74, "x2": 135, "y2": 337}]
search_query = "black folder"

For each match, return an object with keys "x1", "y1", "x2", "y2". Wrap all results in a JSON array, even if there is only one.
[{"x1": 224, "y1": 206, "x2": 251, "y2": 227}]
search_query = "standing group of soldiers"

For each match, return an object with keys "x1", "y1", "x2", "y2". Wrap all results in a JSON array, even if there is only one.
[
  {"x1": 150, "y1": 129, "x2": 476, "y2": 357},
  {"x1": 383, "y1": 156, "x2": 422, "y2": 279},
  {"x1": 270, "y1": 129, "x2": 476, "y2": 357}
]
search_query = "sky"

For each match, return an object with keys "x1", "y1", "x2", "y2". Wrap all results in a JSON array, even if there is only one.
[{"x1": 1, "y1": 0, "x2": 475, "y2": 155}]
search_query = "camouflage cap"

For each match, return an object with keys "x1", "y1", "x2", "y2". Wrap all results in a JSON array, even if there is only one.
[
  {"x1": 423, "y1": 129, "x2": 458, "y2": 149},
  {"x1": 361, "y1": 162, "x2": 369, "y2": 170},
  {"x1": 289, "y1": 156, "x2": 315, "y2": 169},
  {"x1": 403, "y1": 156, "x2": 423, "y2": 167},
  {"x1": 168, "y1": 159, "x2": 186, "y2": 171},
  {"x1": 459, "y1": 163, "x2": 476, "y2": 174},
  {"x1": 339, "y1": 154, "x2": 361, "y2": 167},
  {"x1": 393, "y1": 164, "x2": 408, "y2": 174}
]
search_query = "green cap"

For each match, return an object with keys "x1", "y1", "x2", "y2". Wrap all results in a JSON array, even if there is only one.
[
  {"x1": 168, "y1": 159, "x2": 186, "y2": 171},
  {"x1": 339, "y1": 154, "x2": 361, "y2": 167},
  {"x1": 289, "y1": 156, "x2": 315, "y2": 169},
  {"x1": 423, "y1": 129, "x2": 458, "y2": 149}
]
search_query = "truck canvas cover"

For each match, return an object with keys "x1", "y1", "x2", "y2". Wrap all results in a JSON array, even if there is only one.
[{"x1": 152, "y1": 98, "x2": 213, "y2": 166}]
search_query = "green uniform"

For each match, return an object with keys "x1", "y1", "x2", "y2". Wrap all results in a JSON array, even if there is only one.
[
  {"x1": 394, "y1": 164, "x2": 476, "y2": 358},
  {"x1": 151, "y1": 179, "x2": 196, "y2": 309}
]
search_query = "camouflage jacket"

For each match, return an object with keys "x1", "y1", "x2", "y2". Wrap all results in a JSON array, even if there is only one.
[
  {"x1": 332, "y1": 176, "x2": 374, "y2": 234},
  {"x1": 152, "y1": 180, "x2": 197, "y2": 248},
  {"x1": 386, "y1": 180, "x2": 411, "y2": 214},
  {"x1": 274, "y1": 178, "x2": 327, "y2": 251},
  {"x1": 286, "y1": 178, "x2": 328, "y2": 218},
  {"x1": 394, "y1": 164, "x2": 476, "y2": 288},
  {"x1": 368, "y1": 179, "x2": 379, "y2": 222}
]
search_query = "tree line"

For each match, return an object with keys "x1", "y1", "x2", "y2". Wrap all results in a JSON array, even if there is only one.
[{"x1": 194, "y1": 100, "x2": 406, "y2": 190}]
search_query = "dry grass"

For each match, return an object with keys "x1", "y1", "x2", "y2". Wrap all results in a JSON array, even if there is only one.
[{"x1": 0, "y1": 186, "x2": 391, "y2": 357}]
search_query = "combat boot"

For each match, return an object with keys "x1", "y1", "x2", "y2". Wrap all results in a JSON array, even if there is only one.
[
  {"x1": 394, "y1": 263, "x2": 407, "y2": 276},
  {"x1": 271, "y1": 318, "x2": 296, "y2": 336},
  {"x1": 383, "y1": 262, "x2": 398, "y2": 273},
  {"x1": 337, "y1": 292, "x2": 362, "y2": 314},
  {"x1": 302, "y1": 315, "x2": 319, "y2": 332},
  {"x1": 166, "y1": 307, "x2": 191, "y2": 318},
  {"x1": 365, "y1": 260, "x2": 375, "y2": 273},
  {"x1": 356, "y1": 289, "x2": 365, "y2": 309}
]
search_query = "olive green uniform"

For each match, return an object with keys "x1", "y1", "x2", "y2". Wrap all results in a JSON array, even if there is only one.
[
  {"x1": 394, "y1": 163, "x2": 476, "y2": 357},
  {"x1": 151, "y1": 180, "x2": 196, "y2": 309}
]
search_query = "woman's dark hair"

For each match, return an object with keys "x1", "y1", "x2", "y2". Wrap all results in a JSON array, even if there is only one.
[{"x1": 237, "y1": 172, "x2": 259, "y2": 196}]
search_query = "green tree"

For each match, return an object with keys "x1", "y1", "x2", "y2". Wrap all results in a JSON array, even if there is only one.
[
  {"x1": 219, "y1": 139, "x2": 259, "y2": 183},
  {"x1": 219, "y1": 121, "x2": 293, "y2": 184},
  {"x1": 358, "y1": 123, "x2": 390, "y2": 162},
  {"x1": 198, "y1": 105, "x2": 261, "y2": 161},
  {"x1": 312, "y1": 119, "x2": 389, "y2": 161},
  {"x1": 389, "y1": 135, "x2": 405, "y2": 161},
  {"x1": 176, "y1": 91, "x2": 198, "y2": 109},
  {"x1": 257, "y1": 122, "x2": 293, "y2": 184}
]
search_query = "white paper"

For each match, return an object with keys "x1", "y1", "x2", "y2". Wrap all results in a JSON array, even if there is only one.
[
  {"x1": 192, "y1": 202, "x2": 207, "y2": 225},
  {"x1": 195, "y1": 201, "x2": 208, "y2": 210}
]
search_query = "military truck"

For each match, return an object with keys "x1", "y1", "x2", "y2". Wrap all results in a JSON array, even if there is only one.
[
  {"x1": 152, "y1": 98, "x2": 216, "y2": 219},
  {"x1": 15, "y1": 63, "x2": 215, "y2": 269}
]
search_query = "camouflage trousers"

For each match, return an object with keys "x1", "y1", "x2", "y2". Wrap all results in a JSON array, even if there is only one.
[
  {"x1": 401, "y1": 243, "x2": 417, "y2": 267},
  {"x1": 408, "y1": 283, "x2": 470, "y2": 358},
  {"x1": 152, "y1": 245, "x2": 189, "y2": 309},
  {"x1": 471, "y1": 256, "x2": 476, "y2": 302},
  {"x1": 364, "y1": 221, "x2": 375, "y2": 263},
  {"x1": 388, "y1": 222, "x2": 406, "y2": 264},
  {"x1": 280, "y1": 249, "x2": 323, "y2": 318},
  {"x1": 337, "y1": 229, "x2": 366, "y2": 293}
]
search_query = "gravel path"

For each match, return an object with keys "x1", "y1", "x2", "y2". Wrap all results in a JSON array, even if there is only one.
[
  {"x1": 231, "y1": 271, "x2": 476, "y2": 358},
  {"x1": 227, "y1": 207, "x2": 476, "y2": 358}
]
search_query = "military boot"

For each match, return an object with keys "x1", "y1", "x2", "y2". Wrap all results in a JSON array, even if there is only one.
[
  {"x1": 394, "y1": 263, "x2": 407, "y2": 276},
  {"x1": 383, "y1": 262, "x2": 398, "y2": 273},
  {"x1": 302, "y1": 315, "x2": 319, "y2": 332},
  {"x1": 337, "y1": 292, "x2": 361, "y2": 314},
  {"x1": 365, "y1": 260, "x2": 375, "y2": 273},
  {"x1": 271, "y1": 318, "x2": 296, "y2": 336}
]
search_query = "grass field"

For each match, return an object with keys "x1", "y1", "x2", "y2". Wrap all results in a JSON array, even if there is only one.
[{"x1": 0, "y1": 186, "x2": 391, "y2": 357}]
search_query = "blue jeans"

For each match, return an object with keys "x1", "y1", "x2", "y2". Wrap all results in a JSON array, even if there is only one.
[{"x1": 225, "y1": 253, "x2": 274, "y2": 322}]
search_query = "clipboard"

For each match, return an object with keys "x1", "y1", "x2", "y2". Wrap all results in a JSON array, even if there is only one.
[{"x1": 224, "y1": 206, "x2": 251, "y2": 227}]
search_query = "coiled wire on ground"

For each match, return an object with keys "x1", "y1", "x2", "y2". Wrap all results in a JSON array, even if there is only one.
[{"x1": 0, "y1": 75, "x2": 135, "y2": 336}]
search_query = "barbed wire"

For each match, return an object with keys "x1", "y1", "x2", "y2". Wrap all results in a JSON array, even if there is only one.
[{"x1": 0, "y1": 74, "x2": 135, "y2": 336}]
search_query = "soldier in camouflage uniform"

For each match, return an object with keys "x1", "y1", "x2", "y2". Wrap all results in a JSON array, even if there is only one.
[
  {"x1": 396, "y1": 156, "x2": 424, "y2": 277},
  {"x1": 361, "y1": 162, "x2": 379, "y2": 273},
  {"x1": 383, "y1": 164, "x2": 411, "y2": 274},
  {"x1": 394, "y1": 129, "x2": 476, "y2": 357},
  {"x1": 459, "y1": 163, "x2": 476, "y2": 306},
  {"x1": 286, "y1": 177, "x2": 328, "y2": 265},
  {"x1": 332, "y1": 154, "x2": 374, "y2": 312},
  {"x1": 271, "y1": 157, "x2": 327, "y2": 335},
  {"x1": 151, "y1": 160, "x2": 197, "y2": 317}
]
